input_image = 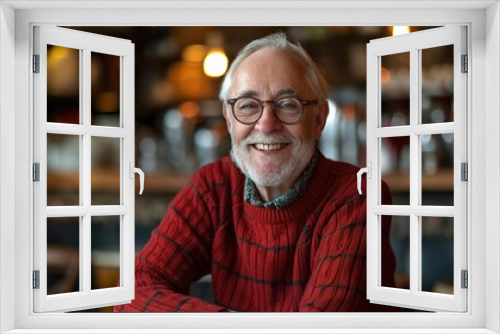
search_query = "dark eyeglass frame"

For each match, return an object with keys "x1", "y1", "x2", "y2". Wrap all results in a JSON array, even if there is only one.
[{"x1": 225, "y1": 95, "x2": 318, "y2": 125}]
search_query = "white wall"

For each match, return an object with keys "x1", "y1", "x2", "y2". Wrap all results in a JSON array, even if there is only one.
[
  {"x1": 2, "y1": 2, "x2": 499, "y2": 332},
  {"x1": 0, "y1": 2, "x2": 16, "y2": 333},
  {"x1": 486, "y1": 2, "x2": 500, "y2": 333}
]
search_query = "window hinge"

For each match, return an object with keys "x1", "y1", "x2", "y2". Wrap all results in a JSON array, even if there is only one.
[
  {"x1": 33, "y1": 163, "x2": 40, "y2": 182},
  {"x1": 461, "y1": 54, "x2": 468, "y2": 73},
  {"x1": 33, "y1": 270, "x2": 40, "y2": 289},
  {"x1": 461, "y1": 270, "x2": 468, "y2": 289},
  {"x1": 461, "y1": 162, "x2": 468, "y2": 181},
  {"x1": 33, "y1": 54, "x2": 40, "y2": 73}
]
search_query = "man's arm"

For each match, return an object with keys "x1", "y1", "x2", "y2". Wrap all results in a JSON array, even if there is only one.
[
  {"x1": 114, "y1": 176, "x2": 227, "y2": 312},
  {"x1": 299, "y1": 182, "x2": 396, "y2": 312}
]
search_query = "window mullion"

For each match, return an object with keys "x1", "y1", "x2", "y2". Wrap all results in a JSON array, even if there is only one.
[
  {"x1": 81, "y1": 47, "x2": 92, "y2": 295},
  {"x1": 78, "y1": 48, "x2": 85, "y2": 293},
  {"x1": 374, "y1": 205, "x2": 455, "y2": 217},
  {"x1": 409, "y1": 47, "x2": 420, "y2": 295}
]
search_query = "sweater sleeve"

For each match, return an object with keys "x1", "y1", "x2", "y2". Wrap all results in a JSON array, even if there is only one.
[
  {"x1": 114, "y1": 171, "x2": 227, "y2": 312},
  {"x1": 299, "y1": 182, "x2": 396, "y2": 312}
]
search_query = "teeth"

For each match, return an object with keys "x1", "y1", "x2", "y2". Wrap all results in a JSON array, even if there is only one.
[{"x1": 255, "y1": 143, "x2": 283, "y2": 151}]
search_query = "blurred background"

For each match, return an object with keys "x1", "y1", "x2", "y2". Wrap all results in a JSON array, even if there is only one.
[{"x1": 45, "y1": 26, "x2": 454, "y2": 312}]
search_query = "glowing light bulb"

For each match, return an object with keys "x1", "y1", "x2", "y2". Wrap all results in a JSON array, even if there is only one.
[
  {"x1": 203, "y1": 48, "x2": 228, "y2": 77},
  {"x1": 49, "y1": 46, "x2": 70, "y2": 61},
  {"x1": 182, "y1": 44, "x2": 206, "y2": 63},
  {"x1": 392, "y1": 26, "x2": 410, "y2": 36}
]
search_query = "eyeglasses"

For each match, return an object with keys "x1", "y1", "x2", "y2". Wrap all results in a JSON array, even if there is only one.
[{"x1": 226, "y1": 96, "x2": 318, "y2": 125}]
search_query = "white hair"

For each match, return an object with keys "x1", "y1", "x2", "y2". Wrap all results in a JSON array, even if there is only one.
[{"x1": 219, "y1": 31, "x2": 329, "y2": 104}]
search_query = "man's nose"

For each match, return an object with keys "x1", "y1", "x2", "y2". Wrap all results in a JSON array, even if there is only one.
[{"x1": 254, "y1": 104, "x2": 282, "y2": 133}]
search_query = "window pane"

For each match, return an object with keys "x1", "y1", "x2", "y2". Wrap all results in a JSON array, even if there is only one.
[
  {"x1": 421, "y1": 133, "x2": 454, "y2": 206},
  {"x1": 91, "y1": 137, "x2": 121, "y2": 205},
  {"x1": 383, "y1": 215, "x2": 410, "y2": 290},
  {"x1": 421, "y1": 216, "x2": 454, "y2": 294},
  {"x1": 381, "y1": 136, "x2": 410, "y2": 205},
  {"x1": 421, "y1": 45, "x2": 454, "y2": 124},
  {"x1": 47, "y1": 217, "x2": 80, "y2": 295},
  {"x1": 380, "y1": 52, "x2": 410, "y2": 127},
  {"x1": 91, "y1": 216, "x2": 120, "y2": 291},
  {"x1": 47, "y1": 45, "x2": 80, "y2": 124},
  {"x1": 91, "y1": 52, "x2": 121, "y2": 127},
  {"x1": 47, "y1": 134, "x2": 80, "y2": 206}
]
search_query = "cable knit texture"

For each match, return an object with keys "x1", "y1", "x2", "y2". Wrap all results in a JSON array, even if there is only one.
[{"x1": 115, "y1": 152, "x2": 396, "y2": 312}]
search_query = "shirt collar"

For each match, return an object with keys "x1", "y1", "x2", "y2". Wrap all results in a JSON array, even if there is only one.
[{"x1": 244, "y1": 150, "x2": 319, "y2": 209}]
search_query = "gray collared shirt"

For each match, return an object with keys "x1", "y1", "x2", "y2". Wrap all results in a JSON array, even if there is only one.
[{"x1": 244, "y1": 151, "x2": 319, "y2": 209}]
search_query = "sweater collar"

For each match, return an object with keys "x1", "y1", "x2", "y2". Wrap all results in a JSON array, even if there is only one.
[
  {"x1": 242, "y1": 151, "x2": 331, "y2": 223},
  {"x1": 244, "y1": 150, "x2": 319, "y2": 209}
]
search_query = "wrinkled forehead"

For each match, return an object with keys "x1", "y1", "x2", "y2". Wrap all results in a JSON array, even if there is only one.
[{"x1": 229, "y1": 49, "x2": 313, "y2": 98}]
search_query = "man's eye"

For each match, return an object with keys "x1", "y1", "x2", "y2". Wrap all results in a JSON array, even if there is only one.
[
  {"x1": 237, "y1": 100, "x2": 259, "y2": 110},
  {"x1": 277, "y1": 99, "x2": 300, "y2": 111}
]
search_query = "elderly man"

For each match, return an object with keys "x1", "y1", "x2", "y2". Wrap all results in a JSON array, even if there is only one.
[{"x1": 115, "y1": 32, "x2": 395, "y2": 312}]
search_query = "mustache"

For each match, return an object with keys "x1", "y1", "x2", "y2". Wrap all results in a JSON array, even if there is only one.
[{"x1": 241, "y1": 133, "x2": 294, "y2": 146}]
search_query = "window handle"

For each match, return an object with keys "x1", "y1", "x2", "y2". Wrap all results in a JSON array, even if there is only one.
[
  {"x1": 357, "y1": 162, "x2": 371, "y2": 195},
  {"x1": 129, "y1": 162, "x2": 144, "y2": 195}
]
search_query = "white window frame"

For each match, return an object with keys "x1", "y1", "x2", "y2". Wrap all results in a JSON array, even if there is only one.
[
  {"x1": 32, "y1": 25, "x2": 136, "y2": 313},
  {"x1": 0, "y1": 1, "x2": 498, "y2": 333},
  {"x1": 366, "y1": 26, "x2": 468, "y2": 312}
]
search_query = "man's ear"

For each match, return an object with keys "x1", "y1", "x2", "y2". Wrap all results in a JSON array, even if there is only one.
[
  {"x1": 222, "y1": 103, "x2": 232, "y2": 132},
  {"x1": 313, "y1": 99, "x2": 329, "y2": 141}
]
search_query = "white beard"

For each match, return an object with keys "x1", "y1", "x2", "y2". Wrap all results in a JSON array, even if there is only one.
[{"x1": 230, "y1": 132, "x2": 314, "y2": 188}]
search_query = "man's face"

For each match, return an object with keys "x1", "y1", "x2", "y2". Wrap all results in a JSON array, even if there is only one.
[{"x1": 223, "y1": 49, "x2": 328, "y2": 196}]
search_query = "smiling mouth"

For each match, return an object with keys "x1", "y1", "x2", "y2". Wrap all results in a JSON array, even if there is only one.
[{"x1": 253, "y1": 143, "x2": 287, "y2": 151}]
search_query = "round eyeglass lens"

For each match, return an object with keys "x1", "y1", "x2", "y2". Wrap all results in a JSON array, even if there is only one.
[
  {"x1": 274, "y1": 97, "x2": 302, "y2": 123},
  {"x1": 234, "y1": 98, "x2": 262, "y2": 123}
]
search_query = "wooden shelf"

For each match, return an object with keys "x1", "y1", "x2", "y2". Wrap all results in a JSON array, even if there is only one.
[
  {"x1": 48, "y1": 169, "x2": 454, "y2": 194},
  {"x1": 383, "y1": 169, "x2": 454, "y2": 192},
  {"x1": 48, "y1": 170, "x2": 191, "y2": 194}
]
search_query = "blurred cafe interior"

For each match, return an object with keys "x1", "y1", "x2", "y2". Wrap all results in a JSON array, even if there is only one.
[{"x1": 45, "y1": 26, "x2": 455, "y2": 311}]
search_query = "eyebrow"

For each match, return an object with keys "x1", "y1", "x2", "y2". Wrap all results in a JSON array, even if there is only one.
[
  {"x1": 233, "y1": 88, "x2": 299, "y2": 99},
  {"x1": 276, "y1": 88, "x2": 299, "y2": 97}
]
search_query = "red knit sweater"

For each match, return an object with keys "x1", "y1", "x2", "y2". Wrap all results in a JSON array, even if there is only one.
[{"x1": 115, "y1": 153, "x2": 396, "y2": 312}]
